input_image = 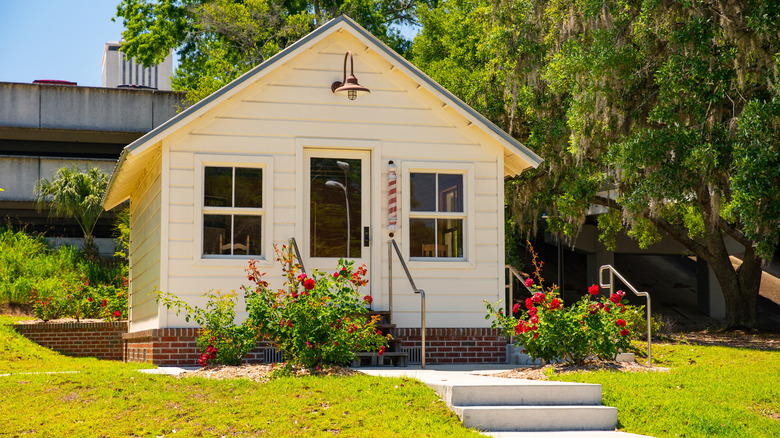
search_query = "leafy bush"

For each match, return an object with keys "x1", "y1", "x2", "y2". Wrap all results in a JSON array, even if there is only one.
[
  {"x1": 244, "y1": 247, "x2": 389, "y2": 370},
  {"x1": 158, "y1": 290, "x2": 257, "y2": 366},
  {"x1": 0, "y1": 228, "x2": 128, "y2": 320},
  {"x1": 486, "y1": 248, "x2": 631, "y2": 365}
]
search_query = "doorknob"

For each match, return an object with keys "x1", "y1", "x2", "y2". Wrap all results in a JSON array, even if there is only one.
[{"x1": 364, "y1": 227, "x2": 370, "y2": 247}]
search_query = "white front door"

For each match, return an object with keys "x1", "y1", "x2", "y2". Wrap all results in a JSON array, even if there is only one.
[{"x1": 303, "y1": 149, "x2": 371, "y2": 289}]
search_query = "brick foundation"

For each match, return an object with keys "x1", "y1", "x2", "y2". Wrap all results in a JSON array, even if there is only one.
[
  {"x1": 394, "y1": 327, "x2": 507, "y2": 364},
  {"x1": 122, "y1": 328, "x2": 271, "y2": 366},
  {"x1": 14, "y1": 322, "x2": 508, "y2": 366},
  {"x1": 13, "y1": 321, "x2": 127, "y2": 361}
]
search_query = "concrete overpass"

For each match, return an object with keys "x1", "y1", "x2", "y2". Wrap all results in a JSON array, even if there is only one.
[{"x1": 0, "y1": 81, "x2": 184, "y2": 253}]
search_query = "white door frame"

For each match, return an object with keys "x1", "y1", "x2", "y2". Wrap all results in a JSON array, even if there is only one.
[{"x1": 295, "y1": 138, "x2": 382, "y2": 304}]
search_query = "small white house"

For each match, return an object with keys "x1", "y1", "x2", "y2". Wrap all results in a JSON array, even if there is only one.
[{"x1": 103, "y1": 16, "x2": 542, "y2": 365}]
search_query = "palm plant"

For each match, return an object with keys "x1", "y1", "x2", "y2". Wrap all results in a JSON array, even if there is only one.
[{"x1": 35, "y1": 166, "x2": 109, "y2": 259}]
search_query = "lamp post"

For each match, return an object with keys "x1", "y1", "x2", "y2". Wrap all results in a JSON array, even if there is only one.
[{"x1": 325, "y1": 160, "x2": 351, "y2": 257}]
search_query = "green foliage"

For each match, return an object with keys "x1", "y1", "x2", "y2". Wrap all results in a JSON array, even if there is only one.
[
  {"x1": 158, "y1": 289, "x2": 257, "y2": 366},
  {"x1": 0, "y1": 229, "x2": 128, "y2": 320},
  {"x1": 115, "y1": 0, "x2": 420, "y2": 104},
  {"x1": 0, "y1": 317, "x2": 480, "y2": 437},
  {"x1": 34, "y1": 166, "x2": 109, "y2": 259},
  {"x1": 555, "y1": 342, "x2": 780, "y2": 437},
  {"x1": 487, "y1": 249, "x2": 631, "y2": 364},
  {"x1": 245, "y1": 247, "x2": 388, "y2": 369},
  {"x1": 413, "y1": 0, "x2": 780, "y2": 327}
]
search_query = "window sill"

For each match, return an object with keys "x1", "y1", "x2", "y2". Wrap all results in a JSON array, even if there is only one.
[
  {"x1": 407, "y1": 258, "x2": 475, "y2": 270},
  {"x1": 194, "y1": 256, "x2": 272, "y2": 268}
]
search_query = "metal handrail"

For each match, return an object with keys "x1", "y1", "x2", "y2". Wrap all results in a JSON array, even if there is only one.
[
  {"x1": 505, "y1": 264, "x2": 533, "y2": 315},
  {"x1": 388, "y1": 239, "x2": 426, "y2": 368},
  {"x1": 599, "y1": 265, "x2": 652, "y2": 367},
  {"x1": 289, "y1": 237, "x2": 306, "y2": 275}
]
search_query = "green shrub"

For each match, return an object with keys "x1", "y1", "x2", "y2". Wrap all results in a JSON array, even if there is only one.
[
  {"x1": 0, "y1": 228, "x2": 128, "y2": 320},
  {"x1": 158, "y1": 289, "x2": 257, "y2": 366},
  {"x1": 245, "y1": 248, "x2": 389, "y2": 370},
  {"x1": 486, "y1": 248, "x2": 631, "y2": 364}
]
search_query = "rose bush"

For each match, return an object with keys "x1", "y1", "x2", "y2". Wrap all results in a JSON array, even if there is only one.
[
  {"x1": 244, "y1": 246, "x2": 389, "y2": 370},
  {"x1": 486, "y1": 250, "x2": 631, "y2": 365}
]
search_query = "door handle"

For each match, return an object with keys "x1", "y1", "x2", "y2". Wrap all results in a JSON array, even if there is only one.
[{"x1": 364, "y1": 226, "x2": 370, "y2": 247}]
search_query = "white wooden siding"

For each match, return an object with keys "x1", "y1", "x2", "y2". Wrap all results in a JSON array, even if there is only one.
[
  {"x1": 157, "y1": 34, "x2": 504, "y2": 329},
  {"x1": 128, "y1": 152, "x2": 162, "y2": 332}
]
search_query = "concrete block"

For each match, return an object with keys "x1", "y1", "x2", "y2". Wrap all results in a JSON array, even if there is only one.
[
  {"x1": 0, "y1": 83, "x2": 41, "y2": 128},
  {"x1": 614, "y1": 353, "x2": 635, "y2": 363},
  {"x1": 453, "y1": 405, "x2": 618, "y2": 431},
  {"x1": 40, "y1": 86, "x2": 154, "y2": 132},
  {"x1": 434, "y1": 381, "x2": 604, "y2": 407}
]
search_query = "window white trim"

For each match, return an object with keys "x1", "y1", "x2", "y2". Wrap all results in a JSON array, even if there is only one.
[
  {"x1": 401, "y1": 160, "x2": 475, "y2": 269},
  {"x1": 193, "y1": 154, "x2": 274, "y2": 267}
]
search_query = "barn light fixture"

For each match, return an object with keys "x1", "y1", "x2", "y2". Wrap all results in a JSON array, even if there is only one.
[{"x1": 331, "y1": 51, "x2": 370, "y2": 100}]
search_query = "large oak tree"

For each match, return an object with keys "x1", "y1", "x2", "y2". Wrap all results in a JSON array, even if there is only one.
[{"x1": 412, "y1": 0, "x2": 780, "y2": 328}]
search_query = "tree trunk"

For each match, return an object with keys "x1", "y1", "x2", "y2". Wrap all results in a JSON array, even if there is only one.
[
  {"x1": 83, "y1": 234, "x2": 98, "y2": 260},
  {"x1": 705, "y1": 243, "x2": 762, "y2": 329}
]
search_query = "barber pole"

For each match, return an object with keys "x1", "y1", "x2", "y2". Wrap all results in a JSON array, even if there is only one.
[{"x1": 388, "y1": 160, "x2": 397, "y2": 237}]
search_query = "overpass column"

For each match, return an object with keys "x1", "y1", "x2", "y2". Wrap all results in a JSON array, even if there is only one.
[
  {"x1": 587, "y1": 250, "x2": 614, "y2": 289},
  {"x1": 696, "y1": 258, "x2": 726, "y2": 318}
]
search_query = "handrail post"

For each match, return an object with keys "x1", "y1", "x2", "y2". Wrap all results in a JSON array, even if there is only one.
[
  {"x1": 388, "y1": 239, "x2": 426, "y2": 368},
  {"x1": 599, "y1": 265, "x2": 652, "y2": 367},
  {"x1": 388, "y1": 241, "x2": 393, "y2": 324},
  {"x1": 420, "y1": 289, "x2": 426, "y2": 369}
]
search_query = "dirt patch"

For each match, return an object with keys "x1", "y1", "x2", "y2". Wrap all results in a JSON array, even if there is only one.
[
  {"x1": 492, "y1": 361, "x2": 670, "y2": 381},
  {"x1": 180, "y1": 364, "x2": 359, "y2": 383},
  {"x1": 673, "y1": 330, "x2": 780, "y2": 351}
]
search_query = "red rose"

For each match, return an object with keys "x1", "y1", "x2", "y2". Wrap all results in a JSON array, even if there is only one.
[
  {"x1": 524, "y1": 278, "x2": 534, "y2": 288},
  {"x1": 113, "y1": 311, "x2": 121, "y2": 318},
  {"x1": 378, "y1": 346, "x2": 385, "y2": 355},
  {"x1": 87, "y1": 297, "x2": 93, "y2": 303},
  {"x1": 616, "y1": 319, "x2": 627, "y2": 327},
  {"x1": 588, "y1": 284, "x2": 600, "y2": 295},
  {"x1": 609, "y1": 294, "x2": 621, "y2": 304},
  {"x1": 550, "y1": 298, "x2": 561, "y2": 310},
  {"x1": 525, "y1": 298, "x2": 534, "y2": 310},
  {"x1": 532, "y1": 292, "x2": 544, "y2": 304},
  {"x1": 363, "y1": 295, "x2": 373, "y2": 305},
  {"x1": 512, "y1": 303, "x2": 521, "y2": 314},
  {"x1": 101, "y1": 299, "x2": 107, "y2": 307},
  {"x1": 334, "y1": 272, "x2": 340, "y2": 278},
  {"x1": 530, "y1": 315, "x2": 539, "y2": 324},
  {"x1": 533, "y1": 332, "x2": 538, "y2": 339},
  {"x1": 514, "y1": 321, "x2": 526, "y2": 335},
  {"x1": 297, "y1": 273, "x2": 307, "y2": 281},
  {"x1": 528, "y1": 307, "x2": 537, "y2": 316},
  {"x1": 620, "y1": 329, "x2": 630, "y2": 336},
  {"x1": 303, "y1": 278, "x2": 316, "y2": 290}
]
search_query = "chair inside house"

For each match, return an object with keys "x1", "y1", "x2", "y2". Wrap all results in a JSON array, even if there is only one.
[
  {"x1": 219, "y1": 235, "x2": 250, "y2": 254},
  {"x1": 421, "y1": 244, "x2": 447, "y2": 257}
]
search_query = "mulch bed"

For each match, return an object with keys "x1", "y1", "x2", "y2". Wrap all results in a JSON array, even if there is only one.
[
  {"x1": 492, "y1": 361, "x2": 670, "y2": 381},
  {"x1": 180, "y1": 364, "x2": 359, "y2": 383}
]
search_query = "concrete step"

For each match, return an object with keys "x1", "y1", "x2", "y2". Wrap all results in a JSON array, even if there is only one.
[
  {"x1": 429, "y1": 379, "x2": 604, "y2": 407},
  {"x1": 453, "y1": 405, "x2": 618, "y2": 432}
]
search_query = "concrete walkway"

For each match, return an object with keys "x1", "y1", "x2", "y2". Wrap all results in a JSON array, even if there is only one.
[
  {"x1": 147, "y1": 364, "x2": 654, "y2": 437},
  {"x1": 358, "y1": 365, "x2": 654, "y2": 438}
]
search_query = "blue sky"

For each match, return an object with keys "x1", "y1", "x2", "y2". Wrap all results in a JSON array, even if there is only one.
[
  {"x1": 0, "y1": 2, "x2": 419, "y2": 88},
  {"x1": 0, "y1": 1, "x2": 125, "y2": 87}
]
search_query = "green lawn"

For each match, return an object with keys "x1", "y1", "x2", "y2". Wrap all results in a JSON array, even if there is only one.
[
  {"x1": 554, "y1": 341, "x2": 780, "y2": 437},
  {"x1": 0, "y1": 316, "x2": 480, "y2": 437}
]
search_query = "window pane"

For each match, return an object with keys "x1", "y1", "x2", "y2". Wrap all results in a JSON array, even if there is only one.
[
  {"x1": 235, "y1": 168, "x2": 263, "y2": 208},
  {"x1": 410, "y1": 173, "x2": 435, "y2": 212},
  {"x1": 438, "y1": 218, "x2": 464, "y2": 258},
  {"x1": 438, "y1": 174, "x2": 463, "y2": 212},
  {"x1": 234, "y1": 215, "x2": 262, "y2": 256},
  {"x1": 204, "y1": 167, "x2": 232, "y2": 207},
  {"x1": 410, "y1": 218, "x2": 435, "y2": 257},
  {"x1": 203, "y1": 214, "x2": 231, "y2": 254},
  {"x1": 310, "y1": 157, "x2": 361, "y2": 258}
]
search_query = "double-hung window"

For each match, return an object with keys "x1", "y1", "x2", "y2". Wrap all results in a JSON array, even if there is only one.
[
  {"x1": 409, "y1": 172, "x2": 465, "y2": 259},
  {"x1": 202, "y1": 166, "x2": 263, "y2": 256}
]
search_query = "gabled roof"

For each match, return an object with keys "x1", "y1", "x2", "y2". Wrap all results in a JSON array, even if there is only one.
[{"x1": 102, "y1": 15, "x2": 542, "y2": 209}]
